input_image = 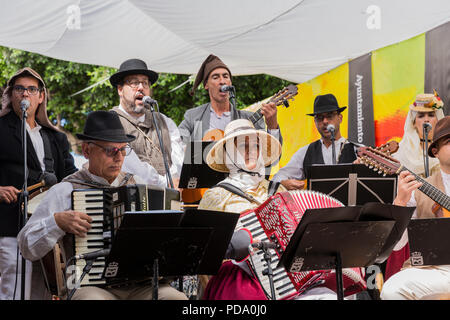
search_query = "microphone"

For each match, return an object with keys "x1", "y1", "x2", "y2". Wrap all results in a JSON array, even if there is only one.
[
  {"x1": 41, "y1": 172, "x2": 58, "y2": 187},
  {"x1": 326, "y1": 124, "x2": 335, "y2": 134},
  {"x1": 142, "y1": 96, "x2": 157, "y2": 106},
  {"x1": 327, "y1": 124, "x2": 337, "y2": 164},
  {"x1": 21, "y1": 172, "x2": 58, "y2": 193},
  {"x1": 423, "y1": 123, "x2": 432, "y2": 132},
  {"x1": 75, "y1": 249, "x2": 110, "y2": 260},
  {"x1": 20, "y1": 99, "x2": 30, "y2": 111},
  {"x1": 219, "y1": 85, "x2": 235, "y2": 93},
  {"x1": 251, "y1": 241, "x2": 277, "y2": 250}
]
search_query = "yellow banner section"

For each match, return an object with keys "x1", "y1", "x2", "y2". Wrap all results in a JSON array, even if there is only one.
[{"x1": 272, "y1": 63, "x2": 349, "y2": 175}]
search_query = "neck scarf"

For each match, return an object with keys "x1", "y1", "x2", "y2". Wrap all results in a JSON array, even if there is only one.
[{"x1": 220, "y1": 139, "x2": 265, "y2": 192}]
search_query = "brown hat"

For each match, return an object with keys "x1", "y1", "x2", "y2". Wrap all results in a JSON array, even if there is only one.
[
  {"x1": 190, "y1": 54, "x2": 232, "y2": 95},
  {"x1": 428, "y1": 116, "x2": 450, "y2": 157},
  {"x1": 0, "y1": 67, "x2": 58, "y2": 131}
]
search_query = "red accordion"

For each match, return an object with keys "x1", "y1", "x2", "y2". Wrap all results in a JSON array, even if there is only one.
[{"x1": 237, "y1": 190, "x2": 366, "y2": 299}]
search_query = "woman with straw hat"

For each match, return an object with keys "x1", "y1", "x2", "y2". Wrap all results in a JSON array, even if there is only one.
[
  {"x1": 198, "y1": 119, "x2": 283, "y2": 299},
  {"x1": 393, "y1": 92, "x2": 445, "y2": 178},
  {"x1": 198, "y1": 119, "x2": 337, "y2": 300},
  {"x1": 384, "y1": 92, "x2": 445, "y2": 282}
]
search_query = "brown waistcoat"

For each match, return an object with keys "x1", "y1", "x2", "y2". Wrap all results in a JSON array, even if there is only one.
[{"x1": 112, "y1": 107, "x2": 172, "y2": 176}]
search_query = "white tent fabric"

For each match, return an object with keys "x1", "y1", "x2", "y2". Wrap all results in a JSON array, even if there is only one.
[{"x1": 1, "y1": 0, "x2": 450, "y2": 83}]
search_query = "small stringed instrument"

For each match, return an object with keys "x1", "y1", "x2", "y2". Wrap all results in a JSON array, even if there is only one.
[
  {"x1": 357, "y1": 146, "x2": 450, "y2": 217},
  {"x1": 286, "y1": 140, "x2": 399, "y2": 191},
  {"x1": 181, "y1": 84, "x2": 299, "y2": 204}
]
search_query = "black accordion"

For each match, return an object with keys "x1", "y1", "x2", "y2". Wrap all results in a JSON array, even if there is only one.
[{"x1": 70, "y1": 184, "x2": 180, "y2": 287}]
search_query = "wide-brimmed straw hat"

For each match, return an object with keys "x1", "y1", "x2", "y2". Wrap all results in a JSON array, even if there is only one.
[
  {"x1": 428, "y1": 116, "x2": 450, "y2": 158},
  {"x1": 205, "y1": 119, "x2": 281, "y2": 173},
  {"x1": 410, "y1": 92, "x2": 444, "y2": 112}
]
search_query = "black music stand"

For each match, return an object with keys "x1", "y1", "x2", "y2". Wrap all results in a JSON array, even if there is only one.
[
  {"x1": 279, "y1": 203, "x2": 415, "y2": 300},
  {"x1": 306, "y1": 164, "x2": 397, "y2": 206},
  {"x1": 179, "y1": 141, "x2": 227, "y2": 191},
  {"x1": 103, "y1": 209, "x2": 239, "y2": 299}
]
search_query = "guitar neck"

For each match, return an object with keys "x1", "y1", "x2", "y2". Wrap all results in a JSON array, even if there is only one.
[{"x1": 401, "y1": 167, "x2": 450, "y2": 210}]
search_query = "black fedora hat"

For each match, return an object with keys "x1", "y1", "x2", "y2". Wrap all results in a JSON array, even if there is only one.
[
  {"x1": 109, "y1": 58, "x2": 158, "y2": 87},
  {"x1": 76, "y1": 111, "x2": 136, "y2": 143},
  {"x1": 307, "y1": 93, "x2": 347, "y2": 116}
]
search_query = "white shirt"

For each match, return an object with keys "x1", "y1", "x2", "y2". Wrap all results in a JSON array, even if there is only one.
[
  {"x1": 273, "y1": 137, "x2": 348, "y2": 182},
  {"x1": 17, "y1": 170, "x2": 125, "y2": 261},
  {"x1": 118, "y1": 105, "x2": 184, "y2": 184},
  {"x1": 26, "y1": 122, "x2": 45, "y2": 171}
]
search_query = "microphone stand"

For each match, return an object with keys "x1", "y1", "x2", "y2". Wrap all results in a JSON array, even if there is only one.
[
  {"x1": 145, "y1": 100, "x2": 174, "y2": 189},
  {"x1": 423, "y1": 125, "x2": 431, "y2": 178},
  {"x1": 20, "y1": 101, "x2": 30, "y2": 300},
  {"x1": 228, "y1": 87, "x2": 237, "y2": 111},
  {"x1": 261, "y1": 246, "x2": 276, "y2": 300},
  {"x1": 66, "y1": 259, "x2": 95, "y2": 300}
]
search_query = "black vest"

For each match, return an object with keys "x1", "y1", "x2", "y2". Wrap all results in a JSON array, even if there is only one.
[{"x1": 303, "y1": 139, "x2": 357, "y2": 179}]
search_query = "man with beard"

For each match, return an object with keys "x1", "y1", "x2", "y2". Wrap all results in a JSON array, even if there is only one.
[
  {"x1": 109, "y1": 59, "x2": 184, "y2": 187},
  {"x1": 272, "y1": 93, "x2": 357, "y2": 190}
]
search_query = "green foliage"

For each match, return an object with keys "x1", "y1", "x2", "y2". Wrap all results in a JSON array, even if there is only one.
[{"x1": 1, "y1": 46, "x2": 294, "y2": 132}]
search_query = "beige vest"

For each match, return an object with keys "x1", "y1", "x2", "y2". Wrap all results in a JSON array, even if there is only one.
[{"x1": 112, "y1": 107, "x2": 172, "y2": 176}]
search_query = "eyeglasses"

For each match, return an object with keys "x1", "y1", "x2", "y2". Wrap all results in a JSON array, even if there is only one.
[
  {"x1": 124, "y1": 79, "x2": 150, "y2": 89},
  {"x1": 314, "y1": 112, "x2": 338, "y2": 122},
  {"x1": 89, "y1": 142, "x2": 131, "y2": 157},
  {"x1": 12, "y1": 85, "x2": 41, "y2": 96}
]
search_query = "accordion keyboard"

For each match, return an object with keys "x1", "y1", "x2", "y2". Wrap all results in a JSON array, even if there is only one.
[{"x1": 72, "y1": 189, "x2": 113, "y2": 287}]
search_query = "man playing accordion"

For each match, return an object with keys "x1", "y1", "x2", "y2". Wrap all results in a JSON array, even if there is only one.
[{"x1": 18, "y1": 111, "x2": 187, "y2": 300}]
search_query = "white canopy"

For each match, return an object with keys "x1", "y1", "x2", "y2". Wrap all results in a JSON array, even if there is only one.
[{"x1": 1, "y1": 0, "x2": 450, "y2": 83}]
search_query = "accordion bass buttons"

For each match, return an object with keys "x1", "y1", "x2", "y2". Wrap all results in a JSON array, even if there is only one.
[{"x1": 270, "y1": 234, "x2": 283, "y2": 254}]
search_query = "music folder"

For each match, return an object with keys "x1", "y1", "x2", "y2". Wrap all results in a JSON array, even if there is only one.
[
  {"x1": 306, "y1": 163, "x2": 397, "y2": 206},
  {"x1": 179, "y1": 141, "x2": 227, "y2": 189},
  {"x1": 407, "y1": 218, "x2": 450, "y2": 267},
  {"x1": 102, "y1": 209, "x2": 239, "y2": 281},
  {"x1": 278, "y1": 203, "x2": 414, "y2": 299}
]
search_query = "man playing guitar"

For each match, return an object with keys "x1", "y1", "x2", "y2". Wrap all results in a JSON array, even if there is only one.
[
  {"x1": 178, "y1": 54, "x2": 282, "y2": 146},
  {"x1": 380, "y1": 116, "x2": 450, "y2": 300}
]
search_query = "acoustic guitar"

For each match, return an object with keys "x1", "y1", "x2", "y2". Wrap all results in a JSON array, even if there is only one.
[
  {"x1": 181, "y1": 84, "x2": 299, "y2": 204},
  {"x1": 202, "y1": 84, "x2": 299, "y2": 141},
  {"x1": 358, "y1": 145, "x2": 450, "y2": 217}
]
